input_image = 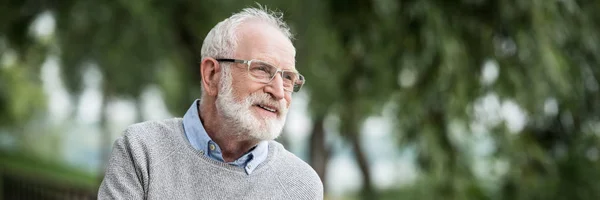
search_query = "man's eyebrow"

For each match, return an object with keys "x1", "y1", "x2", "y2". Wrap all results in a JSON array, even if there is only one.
[
  {"x1": 261, "y1": 59, "x2": 296, "y2": 72},
  {"x1": 273, "y1": 62, "x2": 296, "y2": 72},
  {"x1": 280, "y1": 65, "x2": 298, "y2": 73},
  {"x1": 288, "y1": 68, "x2": 299, "y2": 73}
]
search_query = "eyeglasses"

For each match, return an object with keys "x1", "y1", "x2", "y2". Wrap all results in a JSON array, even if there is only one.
[{"x1": 216, "y1": 58, "x2": 305, "y2": 92}]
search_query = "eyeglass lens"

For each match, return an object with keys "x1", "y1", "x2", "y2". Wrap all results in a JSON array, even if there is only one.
[{"x1": 248, "y1": 60, "x2": 303, "y2": 92}]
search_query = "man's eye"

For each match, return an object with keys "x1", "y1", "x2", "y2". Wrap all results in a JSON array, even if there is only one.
[
  {"x1": 257, "y1": 65, "x2": 270, "y2": 72},
  {"x1": 284, "y1": 74, "x2": 294, "y2": 81}
]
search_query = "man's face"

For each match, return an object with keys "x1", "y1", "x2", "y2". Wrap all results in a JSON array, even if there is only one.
[{"x1": 215, "y1": 21, "x2": 296, "y2": 141}]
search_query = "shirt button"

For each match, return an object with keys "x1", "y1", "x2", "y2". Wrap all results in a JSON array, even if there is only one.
[
  {"x1": 199, "y1": 150, "x2": 205, "y2": 154},
  {"x1": 247, "y1": 164, "x2": 252, "y2": 169},
  {"x1": 209, "y1": 144, "x2": 215, "y2": 151}
]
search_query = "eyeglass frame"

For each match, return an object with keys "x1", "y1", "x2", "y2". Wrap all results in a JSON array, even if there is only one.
[{"x1": 215, "y1": 58, "x2": 305, "y2": 92}]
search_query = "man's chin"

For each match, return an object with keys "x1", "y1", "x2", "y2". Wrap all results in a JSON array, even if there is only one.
[
  {"x1": 247, "y1": 131, "x2": 275, "y2": 141},
  {"x1": 249, "y1": 125, "x2": 283, "y2": 141},
  {"x1": 237, "y1": 113, "x2": 284, "y2": 141}
]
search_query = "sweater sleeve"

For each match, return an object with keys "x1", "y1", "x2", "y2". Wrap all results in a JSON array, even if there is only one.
[{"x1": 98, "y1": 134, "x2": 146, "y2": 199}]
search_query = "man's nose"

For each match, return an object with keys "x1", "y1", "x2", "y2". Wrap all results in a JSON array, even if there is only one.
[{"x1": 265, "y1": 73, "x2": 286, "y2": 100}]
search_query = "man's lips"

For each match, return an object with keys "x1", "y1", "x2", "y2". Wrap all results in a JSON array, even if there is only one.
[{"x1": 255, "y1": 103, "x2": 278, "y2": 114}]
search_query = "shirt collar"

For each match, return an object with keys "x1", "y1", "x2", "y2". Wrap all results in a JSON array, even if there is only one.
[
  {"x1": 182, "y1": 99, "x2": 269, "y2": 174},
  {"x1": 182, "y1": 99, "x2": 212, "y2": 155}
]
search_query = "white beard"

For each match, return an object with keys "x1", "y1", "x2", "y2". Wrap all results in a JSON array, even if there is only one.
[{"x1": 215, "y1": 67, "x2": 288, "y2": 141}]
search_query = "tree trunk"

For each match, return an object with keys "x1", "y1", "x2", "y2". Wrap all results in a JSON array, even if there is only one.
[
  {"x1": 349, "y1": 127, "x2": 375, "y2": 199},
  {"x1": 309, "y1": 116, "x2": 329, "y2": 192},
  {"x1": 430, "y1": 109, "x2": 455, "y2": 199},
  {"x1": 341, "y1": 101, "x2": 376, "y2": 199}
]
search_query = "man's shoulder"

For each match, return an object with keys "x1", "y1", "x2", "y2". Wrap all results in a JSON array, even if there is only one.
[
  {"x1": 118, "y1": 118, "x2": 184, "y2": 152},
  {"x1": 268, "y1": 141, "x2": 324, "y2": 197},
  {"x1": 123, "y1": 118, "x2": 183, "y2": 139},
  {"x1": 269, "y1": 142, "x2": 310, "y2": 169}
]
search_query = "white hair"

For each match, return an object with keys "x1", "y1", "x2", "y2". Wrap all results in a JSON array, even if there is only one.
[{"x1": 200, "y1": 6, "x2": 294, "y2": 59}]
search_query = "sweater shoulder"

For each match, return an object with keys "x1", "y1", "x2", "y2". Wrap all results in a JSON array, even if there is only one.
[
  {"x1": 272, "y1": 143, "x2": 317, "y2": 175},
  {"x1": 123, "y1": 118, "x2": 183, "y2": 140},
  {"x1": 118, "y1": 118, "x2": 185, "y2": 162},
  {"x1": 269, "y1": 141, "x2": 324, "y2": 199}
]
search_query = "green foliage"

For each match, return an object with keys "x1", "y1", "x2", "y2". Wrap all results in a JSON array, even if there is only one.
[
  {"x1": 1, "y1": 0, "x2": 600, "y2": 199},
  {"x1": 0, "y1": 65, "x2": 45, "y2": 127},
  {"x1": 0, "y1": 39, "x2": 46, "y2": 127}
]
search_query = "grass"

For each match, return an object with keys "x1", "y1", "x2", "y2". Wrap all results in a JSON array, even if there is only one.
[{"x1": 0, "y1": 150, "x2": 100, "y2": 192}]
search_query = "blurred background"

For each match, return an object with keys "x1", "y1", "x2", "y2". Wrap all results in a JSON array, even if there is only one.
[{"x1": 1, "y1": 0, "x2": 600, "y2": 199}]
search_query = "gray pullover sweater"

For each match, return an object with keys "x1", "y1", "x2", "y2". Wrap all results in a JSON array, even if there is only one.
[{"x1": 98, "y1": 118, "x2": 323, "y2": 199}]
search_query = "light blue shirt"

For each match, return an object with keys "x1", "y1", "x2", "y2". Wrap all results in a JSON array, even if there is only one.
[{"x1": 182, "y1": 99, "x2": 269, "y2": 175}]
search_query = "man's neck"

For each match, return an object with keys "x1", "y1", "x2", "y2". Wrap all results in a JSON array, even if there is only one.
[{"x1": 198, "y1": 102, "x2": 259, "y2": 162}]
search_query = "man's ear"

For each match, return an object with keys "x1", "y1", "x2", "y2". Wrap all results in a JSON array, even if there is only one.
[{"x1": 200, "y1": 58, "x2": 221, "y2": 96}]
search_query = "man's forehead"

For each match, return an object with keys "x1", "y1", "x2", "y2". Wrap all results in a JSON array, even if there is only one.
[{"x1": 235, "y1": 21, "x2": 296, "y2": 70}]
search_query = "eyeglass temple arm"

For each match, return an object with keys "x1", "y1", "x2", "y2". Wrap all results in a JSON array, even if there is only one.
[{"x1": 215, "y1": 58, "x2": 247, "y2": 64}]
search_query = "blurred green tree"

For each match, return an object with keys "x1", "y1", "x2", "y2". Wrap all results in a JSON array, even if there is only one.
[
  {"x1": 375, "y1": 0, "x2": 600, "y2": 199},
  {"x1": 290, "y1": 0, "x2": 398, "y2": 198},
  {"x1": 2, "y1": 0, "x2": 600, "y2": 200}
]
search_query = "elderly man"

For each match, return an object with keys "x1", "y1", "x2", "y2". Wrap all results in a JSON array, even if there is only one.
[{"x1": 98, "y1": 7, "x2": 323, "y2": 200}]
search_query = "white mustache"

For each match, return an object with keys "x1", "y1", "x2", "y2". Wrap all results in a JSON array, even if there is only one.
[{"x1": 246, "y1": 92, "x2": 287, "y2": 114}]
